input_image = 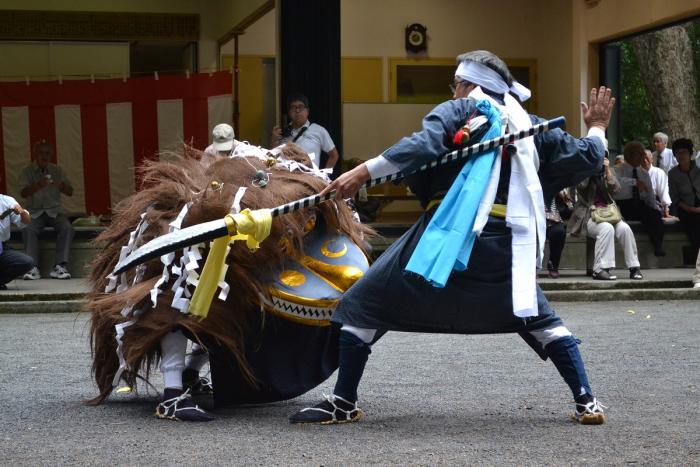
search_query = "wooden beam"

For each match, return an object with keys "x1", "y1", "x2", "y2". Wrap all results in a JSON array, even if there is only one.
[
  {"x1": 217, "y1": 0, "x2": 275, "y2": 46},
  {"x1": 0, "y1": 10, "x2": 199, "y2": 42}
]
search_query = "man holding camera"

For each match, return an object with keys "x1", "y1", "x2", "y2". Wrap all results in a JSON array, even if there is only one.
[
  {"x1": 19, "y1": 140, "x2": 74, "y2": 280},
  {"x1": 271, "y1": 93, "x2": 340, "y2": 176}
]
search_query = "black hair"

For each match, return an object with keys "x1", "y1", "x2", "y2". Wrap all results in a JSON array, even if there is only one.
[
  {"x1": 286, "y1": 93, "x2": 309, "y2": 110},
  {"x1": 671, "y1": 138, "x2": 694, "y2": 154},
  {"x1": 623, "y1": 141, "x2": 645, "y2": 162}
]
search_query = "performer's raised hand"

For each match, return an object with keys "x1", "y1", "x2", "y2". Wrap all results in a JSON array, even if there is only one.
[
  {"x1": 320, "y1": 163, "x2": 370, "y2": 200},
  {"x1": 580, "y1": 86, "x2": 615, "y2": 131}
]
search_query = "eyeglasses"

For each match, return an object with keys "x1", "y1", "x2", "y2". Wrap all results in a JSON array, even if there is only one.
[
  {"x1": 449, "y1": 80, "x2": 467, "y2": 93},
  {"x1": 289, "y1": 104, "x2": 307, "y2": 112}
]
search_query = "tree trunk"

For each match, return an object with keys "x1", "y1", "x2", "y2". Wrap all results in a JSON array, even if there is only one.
[{"x1": 632, "y1": 25, "x2": 700, "y2": 148}]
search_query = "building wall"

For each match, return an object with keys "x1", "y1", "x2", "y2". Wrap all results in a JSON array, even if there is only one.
[
  {"x1": 340, "y1": 0, "x2": 699, "y2": 158},
  {"x1": 0, "y1": 42, "x2": 130, "y2": 80},
  {"x1": 221, "y1": 8, "x2": 276, "y2": 57},
  {"x1": 231, "y1": 1, "x2": 574, "y2": 158},
  {"x1": 340, "y1": 0, "x2": 575, "y2": 159},
  {"x1": 0, "y1": 0, "x2": 269, "y2": 72},
  {"x1": 4, "y1": 1, "x2": 697, "y2": 158},
  {"x1": 580, "y1": 0, "x2": 700, "y2": 42}
]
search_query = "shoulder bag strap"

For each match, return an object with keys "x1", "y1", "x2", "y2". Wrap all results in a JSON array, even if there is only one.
[{"x1": 292, "y1": 125, "x2": 309, "y2": 143}]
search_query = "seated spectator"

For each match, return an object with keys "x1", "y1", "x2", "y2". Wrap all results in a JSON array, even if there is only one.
[
  {"x1": 614, "y1": 141, "x2": 665, "y2": 256},
  {"x1": 613, "y1": 154, "x2": 625, "y2": 169},
  {"x1": 19, "y1": 140, "x2": 74, "y2": 280},
  {"x1": 544, "y1": 189, "x2": 574, "y2": 279},
  {"x1": 651, "y1": 131, "x2": 677, "y2": 174},
  {"x1": 0, "y1": 178, "x2": 33, "y2": 290},
  {"x1": 200, "y1": 123, "x2": 236, "y2": 167},
  {"x1": 668, "y1": 138, "x2": 700, "y2": 261},
  {"x1": 641, "y1": 149, "x2": 672, "y2": 218},
  {"x1": 569, "y1": 157, "x2": 642, "y2": 280},
  {"x1": 200, "y1": 123, "x2": 269, "y2": 166}
]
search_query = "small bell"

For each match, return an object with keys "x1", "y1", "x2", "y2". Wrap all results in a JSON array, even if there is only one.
[{"x1": 253, "y1": 169, "x2": 268, "y2": 188}]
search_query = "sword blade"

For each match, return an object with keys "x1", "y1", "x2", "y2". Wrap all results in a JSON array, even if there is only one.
[{"x1": 112, "y1": 218, "x2": 229, "y2": 275}]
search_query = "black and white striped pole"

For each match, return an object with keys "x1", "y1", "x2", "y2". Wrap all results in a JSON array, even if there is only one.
[
  {"x1": 271, "y1": 116, "x2": 565, "y2": 217},
  {"x1": 113, "y1": 116, "x2": 565, "y2": 274}
]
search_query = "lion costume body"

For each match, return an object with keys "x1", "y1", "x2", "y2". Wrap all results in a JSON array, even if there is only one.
[{"x1": 87, "y1": 146, "x2": 373, "y2": 408}]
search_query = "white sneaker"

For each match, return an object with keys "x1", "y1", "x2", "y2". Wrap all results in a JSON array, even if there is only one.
[
  {"x1": 49, "y1": 264, "x2": 71, "y2": 280},
  {"x1": 694, "y1": 282, "x2": 700, "y2": 289},
  {"x1": 23, "y1": 266, "x2": 41, "y2": 280}
]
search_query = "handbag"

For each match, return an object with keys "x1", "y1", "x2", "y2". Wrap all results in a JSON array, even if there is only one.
[
  {"x1": 589, "y1": 173, "x2": 622, "y2": 225},
  {"x1": 590, "y1": 202, "x2": 622, "y2": 224}
]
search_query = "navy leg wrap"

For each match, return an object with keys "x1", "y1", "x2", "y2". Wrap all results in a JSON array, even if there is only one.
[
  {"x1": 333, "y1": 330, "x2": 372, "y2": 403},
  {"x1": 545, "y1": 335, "x2": 592, "y2": 400}
]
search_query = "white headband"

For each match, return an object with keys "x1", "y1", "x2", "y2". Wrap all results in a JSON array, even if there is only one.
[{"x1": 455, "y1": 61, "x2": 531, "y2": 102}]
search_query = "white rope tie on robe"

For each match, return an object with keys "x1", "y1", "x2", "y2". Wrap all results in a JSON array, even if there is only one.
[
  {"x1": 467, "y1": 86, "x2": 545, "y2": 318},
  {"x1": 456, "y1": 59, "x2": 542, "y2": 317}
]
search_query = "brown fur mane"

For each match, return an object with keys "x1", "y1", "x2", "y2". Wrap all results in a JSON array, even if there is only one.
[{"x1": 86, "y1": 147, "x2": 374, "y2": 404}]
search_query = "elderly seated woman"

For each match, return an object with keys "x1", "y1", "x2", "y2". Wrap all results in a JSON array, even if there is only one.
[{"x1": 569, "y1": 156, "x2": 643, "y2": 280}]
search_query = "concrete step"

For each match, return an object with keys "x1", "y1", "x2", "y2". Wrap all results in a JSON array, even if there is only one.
[
  {"x1": 1, "y1": 271, "x2": 697, "y2": 314},
  {"x1": 0, "y1": 299, "x2": 86, "y2": 314},
  {"x1": 538, "y1": 278, "x2": 689, "y2": 291},
  {"x1": 544, "y1": 288, "x2": 699, "y2": 302},
  {"x1": 0, "y1": 291, "x2": 86, "y2": 302}
]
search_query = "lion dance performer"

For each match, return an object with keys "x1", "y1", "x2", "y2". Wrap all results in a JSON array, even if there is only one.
[
  {"x1": 290, "y1": 50, "x2": 613, "y2": 425},
  {"x1": 87, "y1": 143, "x2": 373, "y2": 421}
]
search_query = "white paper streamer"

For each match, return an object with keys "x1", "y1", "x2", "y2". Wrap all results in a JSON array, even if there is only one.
[{"x1": 111, "y1": 318, "x2": 136, "y2": 387}]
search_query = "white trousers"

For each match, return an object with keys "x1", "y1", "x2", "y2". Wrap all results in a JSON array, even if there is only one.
[
  {"x1": 693, "y1": 249, "x2": 700, "y2": 284},
  {"x1": 586, "y1": 218, "x2": 640, "y2": 272},
  {"x1": 160, "y1": 331, "x2": 209, "y2": 389},
  {"x1": 160, "y1": 330, "x2": 187, "y2": 389}
]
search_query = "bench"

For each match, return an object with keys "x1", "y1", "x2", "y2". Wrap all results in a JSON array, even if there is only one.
[
  {"x1": 369, "y1": 219, "x2": 694, "y2": 271},
  {"x1": 7, "y1": 226, "x2": 104, "y2": 278},
  {"x1": 8, "y1": 218, "x2": 692, "y2": 279}
]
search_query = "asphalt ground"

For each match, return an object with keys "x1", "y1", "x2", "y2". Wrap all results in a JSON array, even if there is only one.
[{"x1": 1, "y1": 300, "x2": 698, "y2": 466}]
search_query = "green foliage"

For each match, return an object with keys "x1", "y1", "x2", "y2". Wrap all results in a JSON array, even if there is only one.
[
  {"x1": 615, "y1": 18, "x2": 699, "y2": 148},
  {"x1": 619, "y1": 41, "x2": 652, "y2": 146}
]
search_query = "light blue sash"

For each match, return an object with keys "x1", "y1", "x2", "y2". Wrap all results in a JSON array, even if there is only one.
[{"x1": 404, "y1": 99, "x2": 502, "y2": 287}]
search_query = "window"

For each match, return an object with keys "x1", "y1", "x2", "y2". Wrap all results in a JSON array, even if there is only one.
[{"x1": 389, "y1": 57, "x2": 537, "y2": 113}]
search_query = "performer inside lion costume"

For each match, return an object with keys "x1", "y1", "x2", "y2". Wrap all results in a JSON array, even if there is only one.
[{"x1": 86, "y1": 143, "x2": 373, "y2": 421}]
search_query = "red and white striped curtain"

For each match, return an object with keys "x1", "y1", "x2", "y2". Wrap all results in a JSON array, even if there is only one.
[{"x1": 0, "y1": 71, "x2": 232, "y2": 215}]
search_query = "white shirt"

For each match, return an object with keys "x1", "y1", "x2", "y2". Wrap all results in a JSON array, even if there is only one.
[
  {"x1": 284, "y1": 121, "x2": 335, "y2": 164},
  {"x1": 614, "y1": 162, "x2": 658, "y2": 210},
  {"x1": 0, "y1": 194, "x2": 25, "y2": 243},
  {"x1": 654, "y1": 147, "x2": 677, "y2": 174},
  {"x1": 646, "y1": 165, "x2": 671, "y2": 208}
]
